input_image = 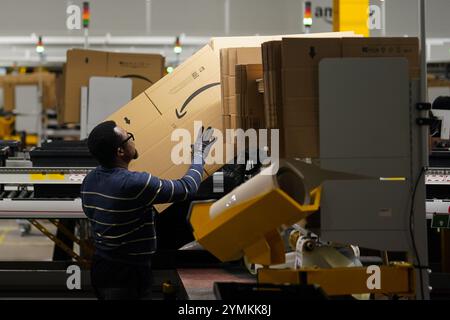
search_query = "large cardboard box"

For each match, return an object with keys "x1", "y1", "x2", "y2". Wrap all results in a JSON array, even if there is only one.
[
  {"x1": 104, "y1": 32, "x2": 361, "y2": 211},
  {"x1": 279, "y1": 37, "x2": 420, "y2": 159},
  {"x1": 63, "y1": 49, "x2": 165, "y2": 124},
  {"x1": 107, "y1": 45, "x2": 224, "y2": 193},
  {"x1": 2, "y1": 72, "x2": 57, "y2": 112}
]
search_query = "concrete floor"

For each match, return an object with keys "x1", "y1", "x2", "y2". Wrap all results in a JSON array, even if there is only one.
[{"x1": 0, "y1": 220, "x2": 56, "y2": 261}]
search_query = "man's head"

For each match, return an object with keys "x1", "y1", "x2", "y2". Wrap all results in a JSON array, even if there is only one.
[{"x1": 87, "y1": 120, "x2": 138, "y2": 168}]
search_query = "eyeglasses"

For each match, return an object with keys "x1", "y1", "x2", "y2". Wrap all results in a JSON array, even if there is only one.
[{"x1": 120, "y1": 132, "x2": 135, "y2": 146}]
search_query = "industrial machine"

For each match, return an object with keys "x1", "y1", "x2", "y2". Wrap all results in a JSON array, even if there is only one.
[
  {"x1": 0, "y1": 57, "x2": 442, "y2": 300},
  {"x1": 188, "y1": 57, "x2": 431, "y2": 299}
]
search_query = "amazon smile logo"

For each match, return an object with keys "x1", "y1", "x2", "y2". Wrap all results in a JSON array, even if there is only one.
[{"x1": 175, "y1": 82, "x2": 221, "y2": 119}]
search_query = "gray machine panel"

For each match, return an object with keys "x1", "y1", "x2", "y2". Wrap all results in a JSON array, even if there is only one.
[
  {"x1": 319, "y1": 57, "x2": 411, "y2": 175},
  {"x1": 318, "y1": 58, "x2": 413, "y2": 251},
  {"x1": 320, "y1": 180, "x2": 410, "y2": 251},
  {"x1": 87, "y1": 77, "x2": 132, "y2": 134}
]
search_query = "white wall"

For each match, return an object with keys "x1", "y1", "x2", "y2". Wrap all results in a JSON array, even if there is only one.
[
  {"x1": 0, "y1": 0, "x2": 449, "y2": 65},
  {"x1": 0, "y1": 0, "x2": 448, "y2": 37}
]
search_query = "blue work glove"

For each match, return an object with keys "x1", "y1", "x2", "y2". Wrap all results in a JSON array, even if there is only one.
[{"x1": 192, "y1": 126, "x2": 216, "y2": 163}]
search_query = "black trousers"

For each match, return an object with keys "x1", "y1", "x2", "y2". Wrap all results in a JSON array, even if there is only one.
[{"x1": 90, "y1": 255, "x2": 153, "y2": 300}]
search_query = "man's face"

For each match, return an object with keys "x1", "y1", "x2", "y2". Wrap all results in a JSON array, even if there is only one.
[{"x1": 114, "y1": 126, "x2": 139, "y2": 163}]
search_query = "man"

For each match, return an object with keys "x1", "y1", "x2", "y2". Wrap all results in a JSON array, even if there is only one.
[{"x1": 81, "y1": 120, "x2": 216, "y2": 300}]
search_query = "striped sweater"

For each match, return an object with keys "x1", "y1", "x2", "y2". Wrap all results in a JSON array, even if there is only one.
[{"x1": 81, "y1": 160, "x2": 203, "y2": 265}]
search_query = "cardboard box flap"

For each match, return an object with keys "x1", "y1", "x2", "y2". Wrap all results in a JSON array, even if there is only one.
[
  {"x1": 210, "y1": 31, "x2": 357, "y2": 53},
  {"x1": 106, "y1": 92, "x2": 160, "y2": 133},
  {"x1": 63, "y1": 49, "x2": 164, "y2": 124},
  {"x1": 282, "y1": 38, "x2": 343, "y2": 68},
  {"x1": 144, "y1": 45, "x2": 221, "y2": 121}
]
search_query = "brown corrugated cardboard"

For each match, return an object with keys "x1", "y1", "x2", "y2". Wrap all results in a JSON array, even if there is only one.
[
  {"x1": 63, "y1": 50, "x2": 108, "y2": 123},
  {"x1": 280, "y1": 38, "x2": 342, "y2": 159},
  {"x1": 278, "y1": 36, "x2": 419, "y2": 159},
  {"x1": 209, "y1": 31, "x2": 357, "y2": 53},
  {"x1": 107, "y1": 45, "x2": 224, "y2": 212},
  {"x1": 235, "y1": 64, "x2": 264, "y2": 130},
  {"x1": 63, "y1": 49, "x2": 164, "y2": 124},
  {"x1": 102, "y1": 33, "x2": 361, "y2": 212},
  {"x1": 2, "y1": 72, "x2": 57, "y2": 112},
  {"x1": 2, "y1": 79, "x2": 14, "y2": 111},
  {"x1": 341, "y1": 37, "x2": 420, "y2": 79},
  {"x1": 220, "y1": 47, "x2": 262, "y2": 117},
  {"x1": 222, "y1": 96, "x2": 237, "y2": 115},
  {"x1": 262, "y1": 41, "x2": 283, "y2": 130},
  {"x1": 282, "y1": 99, "x2": 318, "y2": 127},
  {"x1": 282, "y1": 38, "x2": 343, "y2": 68},
  {"x1": 284, "y1": 126, "x2": 319, "y2": 158},
  {"x1": 107, "y1": 51, "x2": 165, "y2": 97}
]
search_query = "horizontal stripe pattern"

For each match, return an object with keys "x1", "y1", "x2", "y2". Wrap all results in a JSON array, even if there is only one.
[{"x1": 81, "y1": 163, "x2": 203, "y2": 264}]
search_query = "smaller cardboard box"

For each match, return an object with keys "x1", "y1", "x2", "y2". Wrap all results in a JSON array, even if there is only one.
[
  {"x1": 63, "y1": 49, "x2": 165, "y2": 124},
  {"x1": 2, "y1": 72, "x2": 57, "y2": 112},
  {"x1": 107, "y1": 51, "x2": 165, "y2": 97}
]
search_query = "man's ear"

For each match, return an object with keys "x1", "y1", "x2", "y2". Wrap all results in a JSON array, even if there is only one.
[{"x1": 117, "y1": 147, "x2": 125, "y2": 157}]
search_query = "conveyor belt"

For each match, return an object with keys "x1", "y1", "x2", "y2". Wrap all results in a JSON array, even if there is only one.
[
  {"x1": 0, "y1": 166, "x2": 445, "y2": 218},
  {"x1": 0, "y1": 167, "x2": 89, "y2": 218},
  {"x1": 0, "y1": 167, "x2": 94, "y2": 185},
  {"x1": 0, "y1": 197, "x2": 84, "y2": 218}
]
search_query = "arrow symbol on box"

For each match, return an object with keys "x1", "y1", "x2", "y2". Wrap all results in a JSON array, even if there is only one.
[
  {"x1": 309, "y1": 46, "x2": 316, "y2": 59},
  {"x1": 175, "y1": 82, "x2": 221, "y2": 119},
  {"x1": 124, "y1": 117, "x2": 131, "y2": 125}
]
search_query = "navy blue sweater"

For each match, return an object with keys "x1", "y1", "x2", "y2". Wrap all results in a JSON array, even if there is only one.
[{"x1": 81, "y1": 160, "x2": 203, "y2": 265}]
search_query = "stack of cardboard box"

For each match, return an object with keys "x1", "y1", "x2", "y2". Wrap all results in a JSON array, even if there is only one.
[
  {"x1": 235, "y1": 64, "x2": 264, "y2": 130},
  {"x1": 220, "y1": 47, "x2": 262, "y2": 131},
  {"x1": 262, "y1": 41, "x2": 283, "y2": 130},
  {"x1": 61, "y1": 49, "x2": 165, "y2": 124},
  {"x1": 104, "y1": 32, "x2": 361, "y2": 212},
  {"x1": 270, "y1": 36, "x2": 420, "y2": 159}
]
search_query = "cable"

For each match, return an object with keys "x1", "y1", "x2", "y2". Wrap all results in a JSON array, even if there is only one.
[{"x1": 409, "y1": 166, "x2": 427, "y2": 299}]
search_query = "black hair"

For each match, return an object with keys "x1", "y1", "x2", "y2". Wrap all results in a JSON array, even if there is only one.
[
  {"x1": 432, "y1": 96, "x2": 450, "y2": 110},
  {"x1": 87, "y1": 120, "x2": 121, "y2": 167}
]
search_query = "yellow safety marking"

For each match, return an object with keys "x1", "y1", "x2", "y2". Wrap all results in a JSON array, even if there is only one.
[
  {"x1": 30, "y1": 174, "x2": 45, "y2": 180},
  {"x1": 47, "y1": 174, "x2": 65, "y2": 180},
  {"x1": 379, "y1": 177, "x2": 407, "y2": 181},
  {"x1": 30, "y1": 174, "x2": 65, "y2": 180}
]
